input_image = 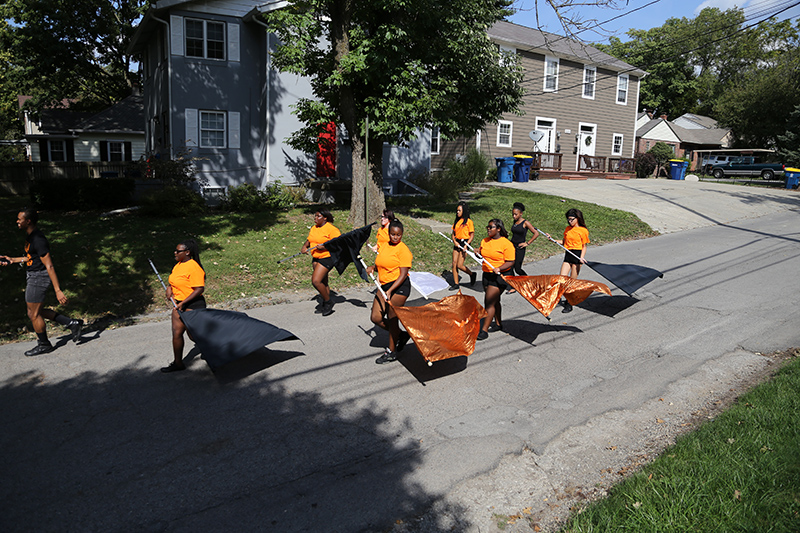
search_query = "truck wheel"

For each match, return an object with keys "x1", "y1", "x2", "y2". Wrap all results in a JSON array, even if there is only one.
[
  {"x1": 761, "y1": 169, "x2": 774, "y2": 180},
  {"x1": 713, "y1": 169, "x2": 725, "y2": 179}
]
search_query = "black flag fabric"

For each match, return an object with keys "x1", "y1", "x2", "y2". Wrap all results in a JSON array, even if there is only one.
[
  {"x1": 585, "y1": 261, "x2": 664, "y2": 296},
  {"x1": 322, "y1": 223, "x2": 374, "y2": 281},
  {"x1": 180, "y1": 308, "x2": 299, "y2": 370}
]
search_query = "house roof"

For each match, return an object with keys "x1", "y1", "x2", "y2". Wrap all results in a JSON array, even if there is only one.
[
  {"x1": 488, "y1": 21, "x2": 647, "y2": 77},
  {"x1": 637, "y1": 118, "x2": 729, "y2": 147},
  {"x1": 674, "y1": 113, "x2": 718, "y2": 129},
  {"x1": 29, "y1": 95, "x2": 144, "y2": 136}
]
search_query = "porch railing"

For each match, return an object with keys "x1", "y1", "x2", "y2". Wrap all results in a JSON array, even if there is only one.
[{"x1": 512, "y1": 152, "x2": 563, "y2": 171}]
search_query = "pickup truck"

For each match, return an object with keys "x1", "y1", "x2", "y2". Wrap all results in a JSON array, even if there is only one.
[{"x1": 710, "y1": 157, "x2": 785, "y2": 180}]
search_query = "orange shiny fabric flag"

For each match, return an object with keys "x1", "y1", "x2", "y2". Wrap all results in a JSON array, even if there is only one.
[
  {"x1": 393, "y1": 293, "x2": 487, "y2": 364},
  {"x1": 504, "y1": 275, "x2": 612, "y2": 317}
]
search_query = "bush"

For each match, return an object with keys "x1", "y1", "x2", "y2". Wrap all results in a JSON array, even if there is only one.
[
  {"x1": 30, "y1": 177, "x2": 135, "y2": 210},
  {"x1": 634, "y1": 152, "x2": 657, "y2": 178},
  {"x1": 222, "y1": 182, "x2": 298, "y2": 212},
  {"x1": 412, "y1": 148, "x2": 490, "y2": 202},
  {"x1": 137, "y1": 148, "x2": 201, "y2": 187},
  {"x1": 138, "y1": 185, "x2": 207, "y2": 217}
]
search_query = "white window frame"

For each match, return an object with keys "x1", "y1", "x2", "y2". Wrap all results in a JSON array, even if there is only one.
[
  {"x1": 612, "y1": 134, "x2": 624, "y2": 156},
  {"x1": 185, "y1": 18, "x2": 225, "y2": 60},
  {"x1": 616, "y1": 74, "x2": 629, "y2": 105},
  {"x1": 107, "y1": 141, "x2": 126, "y2": 161},
  {"x1": 430, "y1": 126, "x2": 440, "y2": 155},
  {"x1": 199, "y1": 111, "x2": 227, "y2": 148},
  {"x1": 496, "y1": 120, "x2": 512, "y2": 147},
  {"x1": 544, "y1": 56, "x2": 559, "y2": 92},
  {"x1": 582, "y1": 65, "x2": 596, "y2": 100},
  {"x1": 49, "y1": 140, "x2": 66, "y2": 162}
]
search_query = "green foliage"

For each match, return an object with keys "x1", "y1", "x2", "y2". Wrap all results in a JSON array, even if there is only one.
[
  {"x1": 222, "y1": 182, "x2": 298, "y2": 212},
  {"x1": 138, "y1": 185, "x2": 207, "y2": 217},
  {"x1": 137, "y1": 150, "x2": 200, "y2": 188},
  {"x1": 29, "y1": 177, "x2": 135, "y2": 210},
  {"x1": 777, "y1": 105, "x2": 800, "y2": 168},
  {"x1": 635, "y1": 152, "x2": 657, "y2": 178},
  {"x1": 647, "y1": 142, "x2": 675, "y2": 166},
  {"x1": 411, "y1": 148, "x2": 490, "y2": 201}
]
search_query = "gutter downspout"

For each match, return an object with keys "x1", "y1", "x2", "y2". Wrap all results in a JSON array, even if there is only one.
[
  {"x1": 152, "y1": 16, "x2": 174, "y2": 160},
  {"x1": 252, "y1": 16, "x2": 271, "y2": 189}
]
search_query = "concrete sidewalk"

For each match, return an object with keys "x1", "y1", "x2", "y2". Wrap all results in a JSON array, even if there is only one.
[{"x1": 496, "y1": 178, "x2": 800, "y2": 234}]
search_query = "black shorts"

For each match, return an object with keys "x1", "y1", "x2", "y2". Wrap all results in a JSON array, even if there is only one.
[
  {"x1": 312, "y1": 256, "x2": 335, "y2": 270},
  {"x1": 25, "y1": 270, "x2": 51, "y2": 303},
  {"x1": 564, "y1": 250, "x2": 583, "y2": 265},
  {"x1": 381, "y1": 277, "x2": 411, "y2": 298},
  {"x1": 453, "y1": 239, "x2": 468, "y2": 251},
  {"x1": 482, "y1": 271, "x2": 511, "y2": 291},
  {"x1": 178, "y1": 296, "x2": 207, "y2": 310}
]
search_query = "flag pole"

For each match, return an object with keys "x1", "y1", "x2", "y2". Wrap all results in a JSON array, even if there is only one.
[
  {"x1": 148, "y1": 258, "x2": 178, "y2": 310},
  {"x1": 277, "y1": 246, "x2": 319, "y2": 264}
]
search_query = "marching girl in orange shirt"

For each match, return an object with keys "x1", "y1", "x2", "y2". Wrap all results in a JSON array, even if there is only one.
[
  {"x1": 477, "y1": 218, "x2": 516, "y2": 340},
  {"x1": 301, "y1": 208, "x2": 341, "y2": 316},
  {"x1": 162, "y1": 239, "x2": 206, "y2": 372},
  {"x1": 450, "y1": 201, "x2": 476, "y2": 290},
  {"x1": 554, "y1": 208, "x2": 589, "y2": 313},
  {"x1": 367, "y1": 219, "x2": 413, "y2": 364},
  {"x1": 368, "y1": 209, "x2": 395, "y2": 253}
]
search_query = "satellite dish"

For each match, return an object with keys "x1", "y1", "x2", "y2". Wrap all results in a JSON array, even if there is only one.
[{"x1": 529, "y1": 130, "x2": 545, "y2": 143}]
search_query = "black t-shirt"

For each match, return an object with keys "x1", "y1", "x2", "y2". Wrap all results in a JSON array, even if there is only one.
[{"x1": 24, "y1": 228, "x2": 50, "y2": 272}]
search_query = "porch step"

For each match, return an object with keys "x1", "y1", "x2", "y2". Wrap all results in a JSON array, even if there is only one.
[
  {"x1": 605, "y1": 174, "x2": 630, "y2": 180},
  {"x1": 560, "y1": 175, "x2": 588, "y2": 180}
]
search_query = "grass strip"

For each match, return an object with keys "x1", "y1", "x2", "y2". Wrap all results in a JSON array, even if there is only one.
[
  {"x1": 0, "y1": 187, "x2": 655, "y2": 342},
  {"x1": 561, "y1": 354, "x2": 800, "y2": 532}
]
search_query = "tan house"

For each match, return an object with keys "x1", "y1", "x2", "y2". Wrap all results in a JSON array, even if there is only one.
[{"x1": 432, "y1": 21, "x2": 646, "y2": 176}]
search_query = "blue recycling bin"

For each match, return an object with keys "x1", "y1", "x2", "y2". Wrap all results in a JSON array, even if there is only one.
[
  {"x1": 669, "y1": 159, "x2": 689, "y2": 180},
  {"x1": 513, "y1": 155, "x2": 533, "y2": 182},
  {"x1": 785, "y1": 168, "x2": 800, "y2": 189},
  {"x1": 495, "y1": 157, "x2": 515, "y2": 183}
]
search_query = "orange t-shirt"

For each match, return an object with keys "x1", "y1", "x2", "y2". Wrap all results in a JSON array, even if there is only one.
[
  {"x1": 375, "y1": 241, "x2": 412, "y2": 284},
  {"x1": 563, "y1": 225, "x2": 590, "y2": 250},
  {"x1": 375, "y1": 227, "x2": 389, "y2": 251},
  {"x1": 479, "y1": 237, "x2": 515, "y2": 272},
  {"x1": 307, "y1": 222, "x2": 341, "y2": 259},
  {"x1": 169, "y1": 259, "x2": 205, "y2": 301},
  {"x1": 453, "y1": 218, "x2": 474, "y2": 241}
]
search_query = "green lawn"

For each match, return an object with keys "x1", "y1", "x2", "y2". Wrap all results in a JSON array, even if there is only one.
[
  {"x1": 0, "y1": 188, "x2": 655, "y2": 342},
  {"x1": 561, "y1": 352, "x2": 800, "y2": 532}
]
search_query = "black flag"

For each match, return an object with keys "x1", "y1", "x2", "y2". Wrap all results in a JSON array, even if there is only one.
[
  {"x1": 322, "y1": 223, "x2": 374, "y2": 281},
  {"x1": 584, "y1": 261, "x2": 664, "y2": 296},
  {"x1": 180, "y1": 309, "x2": 299, "y2": 370}
]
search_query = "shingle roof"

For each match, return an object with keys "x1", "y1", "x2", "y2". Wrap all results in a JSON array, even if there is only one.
[
  {"x1": 637, "y1": 118, "x2": 729, "y2": 146},
  {"x1": 675, "y1": 113, "x2": 718, "y2": 129},
  {"x1": 488, "y1": 20, "x2": 646, "y2": 76},
  {"x1": 74, "y1": 95, "x2": 144, "y2": 134}
]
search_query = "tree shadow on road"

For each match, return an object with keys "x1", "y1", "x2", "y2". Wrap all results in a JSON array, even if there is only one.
[{"x1": 0, "y1": 363, "x2": 471, "y2": 532}]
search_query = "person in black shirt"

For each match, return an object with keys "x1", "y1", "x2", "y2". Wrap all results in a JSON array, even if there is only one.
[{"x1": 1, "y1": 208, "x2": 82, "y2": 356}]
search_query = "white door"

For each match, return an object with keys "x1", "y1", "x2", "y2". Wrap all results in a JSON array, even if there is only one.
[
  {"x1": 577, "y1": 123, "x2": 597, "y2": 170},
  {"x1": 535, "y1": 118, "x2": 556, "y2": 169}
]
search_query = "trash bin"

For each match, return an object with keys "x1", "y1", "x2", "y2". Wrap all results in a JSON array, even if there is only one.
[
  {"x1": 785, "y1": 168, "x2": 800, "y2": 189},
  {"x1": 513, "y1": 155, "x2": 533, "y2": 182},
  {"x1": 669, "y1": 159, "x2": 689, "y2": 180},
  {"x1": 495, "y1": 157, "x2": 515, "y2": 183}
]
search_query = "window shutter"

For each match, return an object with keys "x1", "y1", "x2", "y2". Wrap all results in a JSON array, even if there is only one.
[
  {"x1": 39, "y1": 140, "x2": 49, "y2": 162},
  {"x1": 124, "y1": 141, "x2": 132, "y2": 161},
  {"x1": 99, "y1": 141, "x2": 108, "y2": 161},
  {"x1": 228, "y1": 111, "x2": 240, "y2": 150},
  {"x1": 170, "y1": 15, "x2": 184, "y2": 56},
  {"x1": 66, "y1": 140, "x2": 75, "y2": 161},
  {"x1": 185, "y1": 108, "x2": 198, "y2": 148},
  {"x1": 228, "y1": 23, "x2": 240, "y2": 62}
]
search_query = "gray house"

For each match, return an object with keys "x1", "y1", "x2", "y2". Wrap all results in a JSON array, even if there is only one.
[
  {"x1": 129, "y1": 0, "x2": 429, "y2": 192},
  {"x1": 433, "y1": 21, "x2": 646, "y2": 175}
]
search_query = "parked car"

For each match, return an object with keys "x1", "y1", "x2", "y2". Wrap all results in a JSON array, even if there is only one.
[
  {"x1": 710, "y1": 157, "x2": 785, "y2": 180},
  {"x1": 701, "y1": 155, "x2": 733, "y2": 174}
]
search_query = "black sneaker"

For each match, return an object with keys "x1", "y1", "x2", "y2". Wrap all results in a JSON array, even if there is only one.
[
  {"x1": 68, "y1": 319, "x2": 83, "y2": 342},
  {"x1": 321, "y1": 300, "x2": 334, "y2": 316},
  {"x1": 314, "y1": 302, "x2": 324, "y2": 314},
  {"x1": 469, "y1": 272, "x2": 477, "y2": 287},
  {"x1": 488, "y1": 323, "x2": 503, "y2": 333},
  {"x1": 476, "y1": 331, "x2": 488, "y2": 340},
  {"x1": 24, "y1": 343, "x2": 54, "y2": 357},
  {"x1": 375, "y1": 348, "x2": 398, "y2": 364},
  {"x1": 396, "y1": 331, "x2": 411, "y2": 352},
  {"x1": 448, "y1": 284, "x2": 460, "y2": 291},
  {"x1": 562, "y1": 303, "x2": 573, "y2": 313}
]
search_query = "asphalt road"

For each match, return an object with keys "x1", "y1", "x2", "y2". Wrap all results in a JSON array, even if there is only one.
[{"x1": 1, "y1": 179, "x2": 799, "y2": 532}]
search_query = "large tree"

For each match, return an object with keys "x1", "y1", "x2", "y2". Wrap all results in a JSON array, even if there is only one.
[{"x1": 265, "y1": 0, "x2": 525, "y2": 224}]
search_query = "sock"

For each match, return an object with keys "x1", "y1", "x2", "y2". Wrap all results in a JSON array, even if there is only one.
[
  {"x1": 36, "y1": 332, "x2": 50, "y2": 345},
  {"x1": 53, "y1": 313, "x2": 72, "y2": 326}
]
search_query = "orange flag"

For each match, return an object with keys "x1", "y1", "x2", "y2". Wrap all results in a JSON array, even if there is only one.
[
  {"x1": 503, "y1": 275, "x2": 611, "y2": 317},
  {"x1": 393, "y1": 293, "x2": 487, "y2": 364}
]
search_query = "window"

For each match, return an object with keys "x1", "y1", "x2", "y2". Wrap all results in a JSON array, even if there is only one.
[
  {"x1": 430, "y1": 127, "x2": 440, "y2": 155},
  {"x1": 544, "y1": 56, "x2": 559, "y2": 92},
  {"x1": 583, "y1": 66, "x2": 596, "y2": 99},
  {"x1": 497, "y1": 120, "x2": 512, "y2": 147},
  {"x1": 612, "y1": 134, "x2": 623, "y2": 156},
  {"x1": 200, "y1": 111, "x2": 226, "y2": 148},
  {"x1": 616, "y1": 74, "x2": 629, "y2": 105},
  {"x1": 185, "y1": 19, "x2": 225, "y2": 60},
  {"x1": 110, "y1": 142, "x2": 124, "y2": 161},
  {"x1": 49, "y1": 140, "x2": 66, "y2": 161}
]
